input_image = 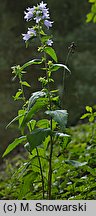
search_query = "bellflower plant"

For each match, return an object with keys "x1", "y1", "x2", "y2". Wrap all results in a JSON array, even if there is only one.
[{"x1": 3, "y1": 1, "x2": 71, "y2": 200}]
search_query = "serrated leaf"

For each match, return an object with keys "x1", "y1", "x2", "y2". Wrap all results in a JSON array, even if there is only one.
[
  {"x1": 44, "y1": 47, "x2": 57, "y2": 62},
  {"x1": 65, "y1": 160, "x2": 87, "y2": 168},
  {"x1": 20, "y1": 81, "x2": 31, "y2": 87},
  {"x1": 3, "y1": 136, "x2": 26, "y2": 157},
  {"x1": 45, "y1": 110, "x2": 68, "y2": 130},
  {"x1": 28, "y1": 91, "x2": 46, "y2": 111},
  {"x1": 26, "y1": 128, "x2": 51, "y2": 152},
  {"x1": 50, "y1": 63, "x2": 71, "y2": 73},
  {"x1": 21, "y1": 59, "x2": 42, "y2": 70},
  {"x1": 21, "y1": 98, "x2": 48, "y2": 128}
]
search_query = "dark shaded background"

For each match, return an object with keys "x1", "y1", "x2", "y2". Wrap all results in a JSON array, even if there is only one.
[{"x1": 0, "y1": 0, "x2": 96, "y2": 157}]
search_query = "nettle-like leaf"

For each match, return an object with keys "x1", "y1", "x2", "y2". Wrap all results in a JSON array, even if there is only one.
[
  {"x1": 44, "y1": 47, "x2": 57, "y2": 62},
  {"x1": 3, "y1": 136, "x2": 26, "y2": 157},
  {"x1": 21, "y1": 98, "x2": 48, "y2": 128},
  {"x1": 50, "y1": 63, "x2": 71, "y2": 73},
  {"x1": 28, "y1": 91, "x2": 46, "y2": 110},
  {"x1": 45, "y1": 110, "x2": 68, "y2": 130},
  {"x1": 21, "y1": 59, "x2": 42, "y2": 70},
  {"x1": 25, "y1": 128, "x2": 51, "y2": 152}
]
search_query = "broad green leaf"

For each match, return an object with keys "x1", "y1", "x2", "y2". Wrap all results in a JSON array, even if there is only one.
[
  {"x1": 45, "y1": 110, "x2": 68, "y2": 130},
  {"x1": 44, "y1": 47, "x2": 57, "y2": 62},
  {"x1": 21, "y1": 98, "x2": 48, "y2": 128},
  {"x1": 86, "y1": 13, "x2": 94, "y2": 22},
  {"x1": 18, "y1": 109, "x2": 26, "y2": 127},
  {"x1": 20, "y1": 81, "x2": 31, "y2": 87},
  {"x1": 80, "y1": 113, "x2": 90, "y2": 119},
  {"x1": 3, "y1": 136, "x2": 26, "y2": 157},
  {"x1": 26, "y1": 128, "x2": 51, "y2": 152},
  {"x1": 92, "y1": 3, "x2": 96, "y2": 13},
  {"x1": 50, "y1": 63, "x2": 71, "y2": 73},
  {"x1": 89, "y1": 115, "x2": 94, "y2": 122},
  {"x1": 28, "y1": 91, "x2": 46, "y2": 110},
  {"x1": 89, "y1": 0, "x2": 96, "y2": 2},
  {"x1": 65, "y1": 160, "x2": 87, "y2": 168},
  {"x1": 93, "y1": 14, "x2": 96, "y2": 22},
  {"x1": 86, "y1": 106, "x2": 92, "y2": 113},
  {"x1": 21, "y1": 59, "x2": 42, "y2": 70},
  {"x1": 36, "y1": 119, "x2": 49, "y2": 128}
]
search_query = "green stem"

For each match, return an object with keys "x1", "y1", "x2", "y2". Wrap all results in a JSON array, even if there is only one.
[
  {"x1": 38, "y1": 28, "x2": 53, "y2": 199},
  {"x1": 29, "y1": 122, "x2": 45, "y2": 199},
  {"x1": 36, "y1": 147, "x2": 45, "y2": 199},
  {"x1": 19, "y1": 76, "x2": 26, "y2": 104},
  {"x1": 43, "y1": 52, "x2": 53, "y2": 200}
]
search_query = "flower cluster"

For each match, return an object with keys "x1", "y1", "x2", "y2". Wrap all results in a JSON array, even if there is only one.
[{"x1": 22, "y1": 1, "x2": 53, "y2": 46}]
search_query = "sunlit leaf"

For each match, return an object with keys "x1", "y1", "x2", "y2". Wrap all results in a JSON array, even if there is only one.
[
  {"x1": 45, "y1": 110, "x2": 68, "y2": 130},
  {"x1": 36, "y1": 119, "x2": 49, "y2": 128},
  {"x1": 21, "y1": 98, "x2": 48, "y2": 128},
  {"x1": 28, "y1": 91, "x2": 46, "y2": 111},
  {"x1": 3, "y1": 136, "x2": 26, "y2": 157},
  {"x1": 44, "y1": 47, "x2": 57, "y2": 62},
  {"x1": 21, "y1": 59, "x2": 42, "y2": 70},
  {"x1": 50, "y1": 63, "x2": 71, "y2": 73}
]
